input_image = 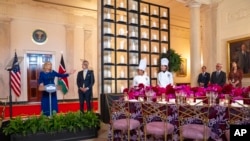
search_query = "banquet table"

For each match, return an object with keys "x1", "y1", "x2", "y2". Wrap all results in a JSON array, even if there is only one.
[{"x1": 107, "y1": 99, "x2": 250, "y2": 141}]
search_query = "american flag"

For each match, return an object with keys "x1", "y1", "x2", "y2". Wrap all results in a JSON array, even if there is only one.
[{"x1": 11, "y1": 52, "x2": 21, "y2": 97}]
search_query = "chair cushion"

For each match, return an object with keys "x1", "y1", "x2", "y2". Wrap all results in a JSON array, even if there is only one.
[
  {"x1": 181, "y1": 124, "x2": 211, "y2": 140},
  {"x1": 145, "y1": 121, "x2": 174, "y2": 136},
  {"x1": 113, "y1": 119, "x2": 140, "y2": 130}
]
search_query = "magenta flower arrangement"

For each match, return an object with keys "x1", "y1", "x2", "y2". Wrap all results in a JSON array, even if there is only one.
[{"x1": 123, "y1": 83, "x2": 250, "y2": 102}]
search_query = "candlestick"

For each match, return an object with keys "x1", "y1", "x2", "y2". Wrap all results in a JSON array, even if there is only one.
[
  {"x1": 107, "y1": 85, "x2": 111, "y2": 93},
  {"x1": 120, "y1": 15, "x2": 124, "y2": 21},
  {"x1": 143, "y1": 7, "x2": 147, "y2": 13},
  {"x1": 107, "y1": 54, "x2": 111, "y2": 63},
  {"x1": 132, "y1": 56, "x2": 136, "y2": 64},
  {"x1": 121, "y1": 85, "x2": 125, "y2": 93},
  {"x1": 132, "y1": 42, "x2": 136, "y2": 50},
  {"x1": 143, "y1": 32, "x2": 147, "y2": 38},
  {"x1": 131, "y1": 31, "x2": 135, "y2": 37},
  {"x1": 106, "y1": 13, "x2": 111, "y2": 19},
  {"x1": 143, "y1": 20, "x2": 147, "y2": 25},
  {"x1": 107, "y1": 27, "x2": 111, "y2": 33},
  {"x1": 154, "y1": 10, "x2": 157, "y2": 15},
  {"x1": 107, "y1": 70, "x2": 111, "y2": 77}
]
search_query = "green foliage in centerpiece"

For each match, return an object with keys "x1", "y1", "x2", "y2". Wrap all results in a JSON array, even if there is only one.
[{"x1": 3, "y1": 111, "x2": 100, "y2": 136}]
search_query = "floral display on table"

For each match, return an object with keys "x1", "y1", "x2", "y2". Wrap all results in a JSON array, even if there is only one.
[{"x1": 123, "y1": 83, "x2": 250, "y2": 104}]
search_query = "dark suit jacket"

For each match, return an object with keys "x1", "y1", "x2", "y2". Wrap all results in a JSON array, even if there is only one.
[
  {"x1": 210, "y1": 71, "x2": 226, "y2": 87},
  {"x1": 77, "y1": 70, "x2": 95, "y2": 94},
  {"x1": 197, "y1": 72, "x2": 210, "y2": 87}
]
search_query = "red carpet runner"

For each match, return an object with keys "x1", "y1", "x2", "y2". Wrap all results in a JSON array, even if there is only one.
[{"x1": 1, "y1": 101, "x2": 98, "y2": 119}]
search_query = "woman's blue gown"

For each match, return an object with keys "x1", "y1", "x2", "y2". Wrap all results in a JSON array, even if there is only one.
[{"x1": 38, "y1": 70, "x2": 69, "y2": 116}]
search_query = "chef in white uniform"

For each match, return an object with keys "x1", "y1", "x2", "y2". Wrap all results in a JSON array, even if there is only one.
[
  {"x1": 132, "y1": 58, "x2": 150, "y2": 86},
  {"x1": 157, "y1": 58, "x2": 173, "y2": 87}
]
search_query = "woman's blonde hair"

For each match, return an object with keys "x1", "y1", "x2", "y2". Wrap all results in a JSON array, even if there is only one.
[{"x1": 43, "y1": 61, "x2": 52, "y2": 71}]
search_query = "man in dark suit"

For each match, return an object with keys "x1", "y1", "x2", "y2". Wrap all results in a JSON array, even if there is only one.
[
  {"x1": 77, "y1": 60, "x2": 95, "y2": 112},
  {"x1": 197, "y1": 66, "x2": 210, "y2": 87},
  {"x1": 210, "y1": 63, "x2": 226, "y2": 87}
]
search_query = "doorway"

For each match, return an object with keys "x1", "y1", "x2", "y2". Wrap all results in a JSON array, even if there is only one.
[{"x1": 27, "y1": 53, "x2": 52, "y2": 102}]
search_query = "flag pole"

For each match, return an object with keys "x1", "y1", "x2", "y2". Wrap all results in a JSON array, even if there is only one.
[{"x1": 8, "y1": 71, "x2": 13, "y2": 119}]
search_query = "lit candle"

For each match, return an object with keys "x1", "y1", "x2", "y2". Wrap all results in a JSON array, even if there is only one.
[
  {"x1": 154, "y1": 71, "x2": 157, "y2": 78},
  {"x1": 154, "y1": 10, "x2": 157, "y2": 15},
  {"x1": 120, "y1": 2, "x2": 124, "y2": 8},
  {"x1": 143, "y1": 32, "x2": 147, "y2": 38},
  {"x1": 163, "y1": 36, "x2": 167, "y2": 41},
  {"x1": 106, "y1": 13, "x2": 111, "y2": 19},
  {"x1": 132, "y1": 42, "x2": 136, "y2": 50},
  {"x1": 107, "y1": 70, "x2": 111, "y2": 77},
  {"x1": 120, "y1": 85, "x2": 125, "y2": 93},
  {"x1": 143, "y1": 7, "x2": 147, "y2": 13},
  {"x1": 120, "y1": 70, "x2": 125, "y2": 78},
  {"x1": 120, "y1": 40, "x2": 124, "y2": 49},
  {"x1": 132, "y1": 56, "x2": 136, "y2": 64},
  {"x1": 107, "y1": 54, "x2": 111, "y2": 63},
  {"x1": 153, "y1": 34, "x2": 157, "y2": 40},
  {"x1": 163, "y1": 47, "x2": 166, "y2": 53},
  {"x1": 131, "y1": 31, "x2": 135, "y2": 37},
  {"x1": 163, "y1": 24, "x2": 166, "y2": 29},
  {"x1": 143, "y1": 20, "x2": 147, "y2": 25},
  {"x1": 107, "y1": 27, "x2": 111, "y2": 33},
  {"x1": 154, "y1": 58, "x2": 157, "y2": 65},
  {"x1": 120, "y1": 15, "x2": 124, "y2": 21},
  {"x1": 120, "y1": 55, "x2": 124, "y2": 63},
  {"x1": 163, "y1": 11, "x2": 167, "y2": 17},
  {"x1": 106, "y1": 0, "x2": 111, "y2": 5},
  {"x1": 119, "y1": 28, "x2": 124, "y2": 35},
  {"x1": 132, "y1": 4, "x2": 136, "y2": 10},
  {"x1": 153, "y1": 22, "x2": 156, "y2": 27},
  {"x1": 143, "y1": 44, "x2": 147, "y2": 51},
  {"x1": 107, "y1": 85, "x2": 111, "y2": 93},
  {"x1": 154, "y1": 46, "x2": 157, "y2": 52},
  {"x1": 131, "y1": 17, "x2": 135, "y2": 23},
  {"x1": 107, "y1": 40, "x2": 111, "y2": 48}
]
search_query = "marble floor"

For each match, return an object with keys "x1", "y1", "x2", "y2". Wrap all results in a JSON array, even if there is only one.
[{"x1": 81, "y1": 122, "x2": 109, "y2": 141}]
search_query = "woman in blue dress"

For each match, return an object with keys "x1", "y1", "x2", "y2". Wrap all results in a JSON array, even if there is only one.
[{"x1": 38, "y1": 61, "x2": 75, "y2": 116}]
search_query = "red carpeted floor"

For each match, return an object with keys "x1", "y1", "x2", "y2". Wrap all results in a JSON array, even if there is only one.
[{"x1": 1, "y1": 100, "x2": 98, "y2": 119}]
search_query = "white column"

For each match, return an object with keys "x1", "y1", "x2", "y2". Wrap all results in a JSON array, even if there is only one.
[{"x1": 189, "y1": 2, "x2": 201, "y2": 87}]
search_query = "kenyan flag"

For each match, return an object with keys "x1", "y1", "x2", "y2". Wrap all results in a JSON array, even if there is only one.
[{"x1": 58, "y1": 55, "x2": 69, "y2": 94}]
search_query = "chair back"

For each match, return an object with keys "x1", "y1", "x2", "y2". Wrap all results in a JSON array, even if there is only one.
[
  {"x1": 141, "y1": 102, "x2": 168, "y2": 123},
  {"x1": 228, "y1": 97, "x2": 250, "y2": 125},
  {"x1": 105, "y1": 94, "x2": 129, "y2": 122},
  {"x1": 0, "y1": 96, "x2": 8, "y2": 128}
]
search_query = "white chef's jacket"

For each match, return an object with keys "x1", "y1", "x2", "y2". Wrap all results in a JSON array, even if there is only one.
[
  {"x1": 133, "y1": 75, "x2": 150, "y2": 86},
  {"x1": 157, "y1": 71, "x2": 173, "y2": 87}
]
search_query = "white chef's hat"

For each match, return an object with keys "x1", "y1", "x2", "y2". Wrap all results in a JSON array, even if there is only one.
[
  {"x1": 161, "y1": 58, "x2": 169, "y2": 66},
  {"x1": 138, "y1": 58, "x2": 147, "y2": 71}
]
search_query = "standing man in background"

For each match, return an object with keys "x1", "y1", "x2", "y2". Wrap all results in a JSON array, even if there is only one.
[
  {"x1": 197, "y1": 66, "x2": 210, "y2": 88},
  {"x1": 77, "y1": 60, "x2": 95, "y2": 112},
  {"x1": 210, "y1": 63, "x2": 226, "y2": 87}
]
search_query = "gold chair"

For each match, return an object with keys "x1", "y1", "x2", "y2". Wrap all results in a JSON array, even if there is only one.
[
  {"x1": 226, "y1": 98, "x2": 250, "y2": 141},
  {"x1": 178, "y1": 98, "x2": 211, "y2": 141},
  {"x1": 105, "y1": 94, "x2": 141, "y2": 141},
  {"x1": 141, "y1": 102, "x2": 174, "y2": 141},
  {"x1": 0, "y1": 96, "x2": 8, "y2": 128}
]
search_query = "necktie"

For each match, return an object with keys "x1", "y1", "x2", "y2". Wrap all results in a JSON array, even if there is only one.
[{"x1": 216, "y1": 71, "x2": 220, "y2": 77}]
